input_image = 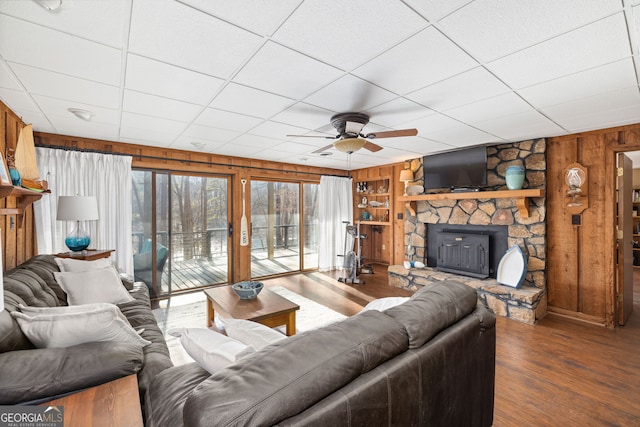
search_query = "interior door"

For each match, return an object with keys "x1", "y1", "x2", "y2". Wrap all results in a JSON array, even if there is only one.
[{"x1": 616, "y1": 153, "x2": 634, "y2": 325}]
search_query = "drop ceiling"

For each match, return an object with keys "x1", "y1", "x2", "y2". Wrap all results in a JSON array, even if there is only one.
[{"x1": 1, "y1": 0, "x2": 640, "y2": 170}]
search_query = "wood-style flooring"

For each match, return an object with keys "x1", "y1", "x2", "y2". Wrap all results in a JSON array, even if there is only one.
[{"x1": 260, "y1": 266, "x2": 640, "y2": 426}]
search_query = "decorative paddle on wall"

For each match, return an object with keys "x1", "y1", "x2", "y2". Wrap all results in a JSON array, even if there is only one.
[{"x1": 240, "y1": 179, "x2": 249, "y2": 246}]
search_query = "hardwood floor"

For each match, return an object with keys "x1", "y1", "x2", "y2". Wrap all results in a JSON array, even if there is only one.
[{"x1": 261, "y1": 265, "x2": 640, "y2": 426}]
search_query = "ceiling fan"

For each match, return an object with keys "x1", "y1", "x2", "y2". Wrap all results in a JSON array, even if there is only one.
[{"x1": 287, "y1": 112, "x2": 418, "y2": 154}]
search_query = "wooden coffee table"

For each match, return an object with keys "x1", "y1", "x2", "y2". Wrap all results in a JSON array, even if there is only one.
[{"x1": 205, "y1": 286, "x2": 300, "y2": 336}]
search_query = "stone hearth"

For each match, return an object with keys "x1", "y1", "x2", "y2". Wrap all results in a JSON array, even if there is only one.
[{"x1": 388, "y1": 265, "x2": 546, "y2": 324}]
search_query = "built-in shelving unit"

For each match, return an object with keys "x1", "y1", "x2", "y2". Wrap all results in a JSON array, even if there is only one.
[
  {"x1": 0, "y1": 184, "x2": 48, "y2": 228},
  {"x1": 399, "y1": 188, "x2": 545, "y2": 218}
]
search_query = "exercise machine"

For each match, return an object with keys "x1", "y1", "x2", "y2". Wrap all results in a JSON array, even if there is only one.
[{"x1": 338, "y1": 221, "x2": 373, "y2": 284}]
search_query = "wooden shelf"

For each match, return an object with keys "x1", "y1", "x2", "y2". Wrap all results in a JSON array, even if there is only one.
[
  {"x1": 356, "y1": 220, "x2": 391, "y2": 226},
  {"x1": 0, "y1": 184, "x2": 48, "y2": 228},
  {"x1": 399, "y1": 188, "x2": 545, "y2": 218}
]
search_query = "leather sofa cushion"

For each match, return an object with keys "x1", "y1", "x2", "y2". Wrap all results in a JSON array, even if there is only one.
[
  {"x1": 0, "y1": 341, "x2": 144, "y2": 404},
  {"x1": 183, "y1": 310, "x2": 409, "y2": 427},
  {"x1": 144, "y1": 363, "x2": 210, "y2": 427},
  {"x1": 385, "y1": 280, "x2": 478, "y2": 348}
]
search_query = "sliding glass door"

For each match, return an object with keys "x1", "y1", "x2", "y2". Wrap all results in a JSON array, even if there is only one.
[
  {"x1": 132, "y1": 170, "x2": 230, "y2": 298},
  {"x1": 250, "y1": 180, "x2": 318, "y2": 277}
]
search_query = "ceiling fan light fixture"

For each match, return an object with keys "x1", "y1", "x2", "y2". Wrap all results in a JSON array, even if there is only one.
[
  {"x1": 67, "y1": 108, "x2": 94, "y2": 122},
  {"x1": 334, "y1": 137, "x2": 366, "y2": 154}
]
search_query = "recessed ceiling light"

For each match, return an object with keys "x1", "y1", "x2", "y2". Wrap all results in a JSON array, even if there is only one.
[
  {"x1": 190, "y1": 141, "x2": 206, "y2": 150},
  {"x1": 299, "y1": 157, "x2": 308, "y2": 162},
  {"x1": 318, "y1": 152, "x2": 333, "y2": 157},
  {"x1": 34, "y1": 0, "x2": 63, "y2": 12},
  {"x1": 67, "y1": 108, "x2": 94, "y2": 122}
]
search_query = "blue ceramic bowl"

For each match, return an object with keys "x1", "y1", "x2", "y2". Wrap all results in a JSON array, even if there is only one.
[{"x1": 232, "y1": 281, "x2": 264, "y2": 299}]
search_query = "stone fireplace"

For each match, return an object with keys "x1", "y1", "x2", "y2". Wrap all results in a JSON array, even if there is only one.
[{"x1": 390, "y1": 139, "x2": 548, "y2": 324}]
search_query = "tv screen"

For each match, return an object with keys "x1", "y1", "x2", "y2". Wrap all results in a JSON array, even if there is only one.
[{"x1": 423, "y1": 146, "x2": 487, "y2": 190}]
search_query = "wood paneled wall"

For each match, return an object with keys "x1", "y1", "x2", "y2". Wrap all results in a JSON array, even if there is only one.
[
  {"x1": 547, "y1": 123, "x2": 640, "y2": 327},
  {"x1": 0, "y1": 102, "x2": 36, "y2": 270}
]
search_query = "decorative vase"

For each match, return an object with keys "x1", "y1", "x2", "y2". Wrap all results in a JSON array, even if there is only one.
[
  {"x1": 505, "y1": 166, "x2": 525, "y2": 190},
  {"x1": 6, "y1": 150, "x2": 21, "y2": 186}
]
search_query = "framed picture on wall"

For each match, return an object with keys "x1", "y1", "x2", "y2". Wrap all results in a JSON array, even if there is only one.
[{"x1": 0, "y1": 152, "x2": 10, "y2": 186}]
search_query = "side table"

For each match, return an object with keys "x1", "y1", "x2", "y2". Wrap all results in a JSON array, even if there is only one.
[
  {"x1": 54, "y1": 249, "x2": 114, "y2": 261},
  {"x1": 40, "y1": 374, "x2": 143, "y2": 427}
]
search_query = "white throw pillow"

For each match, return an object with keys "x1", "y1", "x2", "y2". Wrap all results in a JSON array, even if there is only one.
[
  {"x1": 180, "y1": 328, "x2": 255, "y2": 374},
  {"x1": 360, "y1": 297, "x2": 409, "y2": 313},
  {"x1": 54, "y1": 266, "x2": 134, "y2": 305},
  {"x1": 54, "y1": 257, "x2": 112, "y2": 272},
  {"x1": 218, "y1": 317, "x2": 287, "y2": 351},
  {"x1": 11, "y1": 303, "x2": 150, "y2": 348}
]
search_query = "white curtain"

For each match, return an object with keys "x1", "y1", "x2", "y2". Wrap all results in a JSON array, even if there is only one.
[
  {"x1": 318, "y1": 175, "x2": 353, "y2": 272},
  {"x1": 34, "y1": 147, "x2": 134, "y2": 275}
]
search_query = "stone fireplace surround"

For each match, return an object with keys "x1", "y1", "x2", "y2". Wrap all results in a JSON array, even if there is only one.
[{"x1": 389, "y1": 139, "x2": 547, "y2": 324}]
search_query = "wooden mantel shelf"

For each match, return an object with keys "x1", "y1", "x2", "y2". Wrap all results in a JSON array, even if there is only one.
[
  {"x1": 0, "y1": 184, "x2": 48, "y2": 228},
  {"x1": 399, "y1": 188, "x2": 545, "y2": 218}
]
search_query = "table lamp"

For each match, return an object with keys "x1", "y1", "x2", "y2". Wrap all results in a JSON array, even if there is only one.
[
  {"x1": 399, "y1": 169, "x2": 414, "y2": 196},
  {"x1": 57, "y1": 196, "x2": 99, "y2": 252}
]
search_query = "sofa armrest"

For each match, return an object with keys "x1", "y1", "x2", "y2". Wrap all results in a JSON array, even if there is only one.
[{"x1": 0, "y1": 341, "x2": 144, "y2": 404}]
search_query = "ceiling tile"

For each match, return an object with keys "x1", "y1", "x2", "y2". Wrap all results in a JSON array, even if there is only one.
[
  {"x1": 46, "y1": 114, "x2": 119, "y2": 141},
  {"x1": 518, "y1": 59, "x2": 638, "y2": 108},
  {"x1": 409, "y1": 112, "x2": 501, "y2": 146},
  {"x1": 248, "y1": 120, "x2": 310, "y2": 140},
  {"x1": 17, "y1": 110, "x2": 55, "y2": 133},
  {"x1": 233, "y1": 41, "x2": 343, "y2": 99},
  {"x1": 270, "y1": 103, "x2": 333, "y2": 130},
  {"x1": 32, "y1": 94, "x2": 119, "y2": 125},
  {"x1": 439, "y1": 0, "x2": 623, "y2": 62},
  {"x1": 209, "y1": 83, "x2": 294, "y2": 119},
  {"x1": 125, "y1": 54, "x2": 225, "y2": 106},
  {"x1": 212, "y1": 143, "x2": 265, "y2": 158},
  {"x1": 123, "y1": 90, "x2": 202, "y2": 122},
  {"x1": 374, "y1": 135, "x2": 452, "y2": 156},
  {"x1": 268, "y1": 141, "x2": 325, "y2": 155},
  {"x1": 407, "y1": 67, "x2": 511, "y2": 112},
  {"x1": 445, "y1": 92, "x2": 534, "y2": 123},
  {"x1": 303, "y1": 74, "x2": 397, "y2": 113},
  {"x1": 230, "y1": 134, "x2": 283, "y2": 149},
  {"x1": 120, "y1": 112, "x2": 187, "y2": 144},
  {"x1": 0, "y1": 14, "x2": 122, "y2": 86},
  {"x1": 178, "y1": 0, "x2": 302, "y2": 36},
  {"x1": 0, "y1": 87, "x2": 40, "y2": 114},
  {"x1": 403, "y1": 0, "x2": 473, "y2": 22},
  {"x1": 0, "y1": 60, "x2": 22, "y2": 91},
  {"x1": 195, "y1": 108, "x2": 263, "y2": 133},
  {"x1": 487, "y1": 13, "x2": 631, "y2": 89},
  {"x1": 367, "y1": 98, "x2": 434, "y2": 128},
  {"x1": 540, "y1": 87, "x2": 640, "y2": 132},
  {"x1": 0, "y1": 0, "x2": 127, "y2": 48},
  {"x1": 9, "y1": 63, "x2": 120, "y2": 108},
  {"x1": 182, "y1": 124, "x2": 240, "y2": 143},
  {"x1": 472, "y1": 110, "x2": 567, "y2": 141},
  {"x1": 353, "y1": 27, "x2": 478, "y2": 95},
  {"x1": 272, "y1": 0, "x2": 427, "y2": 70},
  {"x1": 169, "y1": 136, "x2": 228, "y2": 153},
  {"x1": 129, "y1": 0, "x2": 263, "y2": 78}
]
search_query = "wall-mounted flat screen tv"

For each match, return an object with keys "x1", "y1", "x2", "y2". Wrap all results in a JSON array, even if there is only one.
[{"x1": 423, "y1": 146, "x2": 487, "y2": 190}]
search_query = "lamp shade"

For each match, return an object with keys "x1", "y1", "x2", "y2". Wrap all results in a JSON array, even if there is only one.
[
  {"x1": 57, "y1": 196, "x2": 99, "y2": 221},
  {"x1": 334, "y1": 138, "x2": 366, "y2": 153},
  {"x1": 399, "y1": 169, "x2": 414, "y2": 182}
]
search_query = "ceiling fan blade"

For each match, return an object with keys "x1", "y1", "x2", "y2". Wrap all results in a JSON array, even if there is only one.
[
  {"x1": 312, "y1": 143, "x2": 335, "y2": 154},
  {"x1": 363, "y1": 141, "x2": 383, "y2": 152},
  {"x1": 345, "y1": 120, "x2": 366, "y2": 135},
  {"x1": 287, "y1": 134, "x2": 336, "y2": 139},
  {"x1": 365, "y1": 128, "x2": 418, "y2": 139}
]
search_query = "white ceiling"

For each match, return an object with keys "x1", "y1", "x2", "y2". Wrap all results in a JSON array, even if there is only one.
[{"x1": 1, "y1": 0, "x2": 640, "y2": 170}]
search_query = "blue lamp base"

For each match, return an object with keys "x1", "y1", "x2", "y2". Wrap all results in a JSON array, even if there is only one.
[{"x1": 65, "y1": 221, "x2": 91, "y2": 252}]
